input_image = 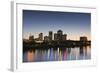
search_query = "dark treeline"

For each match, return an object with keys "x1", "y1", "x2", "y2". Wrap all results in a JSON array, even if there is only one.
[{"x1": 23, "y1": 40, "x2": 91, "y2": 51}]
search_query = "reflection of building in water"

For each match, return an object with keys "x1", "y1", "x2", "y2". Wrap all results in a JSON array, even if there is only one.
[
  {"x1": 27, "y1": 51, "x2": 35, "y2": 62},
  {"x1": 80, "y1": 46, "x2": 84, "y2": 55},
  {"x1": 23, "y1": 46, "x2": 91, "y2": 62},
  {"x1": 62, "y1": 49, "x2": 68, "y2": 60},
  {"x1": 86, "y1": 46, "x2": 91, "y2": 58},
  {"x1": 54, "y1": 30, "x2": 67, "y2": 41},
  {"x1": 79, "y1": 46, "x2": 88, "y2": 59},
  {"x1": 59, "y1": 49, "x2": 62, "y2": 61},
  {"x1": 70, "y1": 48, "x2": 77, "y2": 60},
  {"x1": 67, "y1": 48, "x2": 71, "y2": 54}
]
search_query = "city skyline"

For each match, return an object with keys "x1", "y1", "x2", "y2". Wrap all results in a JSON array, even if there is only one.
[
  {"x1": 23, "y1": 10, "x2": 91, "y2": 40},
  {"x1": 24, "y1": 30, "x2": 90, "y2": 41}
]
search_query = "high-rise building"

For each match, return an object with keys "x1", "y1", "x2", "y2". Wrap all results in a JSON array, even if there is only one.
[
  {"x1": 57, "y1": 30, "x2": 63, "y2": 41},
  {"x1": 54, "y1": 30, "x2": 67, "y2": 41},
  {"x1": 39, "y1": 33, "x2": 43, "y2": 41},
  {"x1": 54, "y1": 33, "x2": 58, "y2": 41},
  {"x1": 57, "y1": 30, "x2": 63, "y2": 35},
  {"x1": 49, "y1": 31, "x2": 53, "y2": 41}
]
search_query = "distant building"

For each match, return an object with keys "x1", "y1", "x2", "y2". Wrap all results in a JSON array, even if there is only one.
[
  {"x1": 29, "y1": 30, "x2": 68, "y2": 42},
  {"x1": 34, "y1": 38, "x2": 39, "y2": 41},
  {"x1": 62, "y1": 34, "x2": 67, "y2": 41},
  {"x1": 44, "y1": 36, "x2": 49, "y2": 41},
  {"x1": 49, "y1": 31, "x2": 53, "y2": 41},
  {"x1": 54, "y1": 33, "x2": 58, "y2": 41},
  {"x1": 29, "y1": 35, "x2": 34, "y2": 41},
  {"x1": 57, "y1": 30, "x2": 63, "y2": 35},
  {"x1": 54, "y1": 30, "x2": 67, "y2": 41},
  {"x1": 57, "y1": 30, "x2": 63, "y2": 41},
  {"x1": 80, "y1": 36, "x2": 87, "y2": 42},
  {"x1": 39, "y1": 33, "x2": 43, "y2": 41}
]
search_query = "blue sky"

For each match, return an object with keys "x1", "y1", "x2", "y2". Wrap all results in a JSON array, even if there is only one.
[{"x1": 23, "y1": 10, "x2": 91, "y2": 40}]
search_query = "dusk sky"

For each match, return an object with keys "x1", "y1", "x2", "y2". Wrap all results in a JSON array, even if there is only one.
[{"x1": 23, "y1": 10, "x2": 91, "y2": 40}]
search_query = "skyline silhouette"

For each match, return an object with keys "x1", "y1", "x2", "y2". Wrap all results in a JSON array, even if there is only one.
[
  {"x1": 23, "y1": 10, "x2": 91, "y2": 40},
  {"x1": 23, "y1": 29, "x2": 90, "y2": 41}
]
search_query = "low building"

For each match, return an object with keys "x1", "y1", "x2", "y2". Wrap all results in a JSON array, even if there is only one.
[
  {"x1": 62, "y1": 34, "x2": 67, "y2": 41},
  {"x1": 44, "y1": 36, "x2": 49, "y2": 42},
  {"x1": 29, "y1": 35, "x2": 34, "y2": 41},
  {"x1": 80, "y1": 36, "x2": 88, "y2": 42},
  {"x1": 39, "y1": 33, "x2": 43, "y2": 41}
]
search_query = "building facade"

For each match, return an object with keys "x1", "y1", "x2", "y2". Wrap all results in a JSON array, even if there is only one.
[
  {"x1": 39, "y1": 33, "x2": 43, "y2": 41},
  {"x1": 54, "y1": 30, "x2": 67, "y2": 41},
  {"x1": 80, "y1": 36, "x2": 87, "y2": 41},
  {"x1": 29, "y1": 35, "x2": 34, "y2": 41},
  {"x1": 44, "y1": 36, "x2": 49, "y2": 41},
  {"x1": 49, "y1": 31, "x2": 53, "y2": 41}
]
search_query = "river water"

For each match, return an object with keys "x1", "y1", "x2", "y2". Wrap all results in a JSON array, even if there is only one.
[{"x1": 23, "y1": 46, "x2": 91, "y2": 62}]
